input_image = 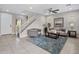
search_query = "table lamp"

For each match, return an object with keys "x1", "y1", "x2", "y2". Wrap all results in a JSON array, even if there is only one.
[{"x1": 70, "y1": 23, "x2": 74, "y2": 30}]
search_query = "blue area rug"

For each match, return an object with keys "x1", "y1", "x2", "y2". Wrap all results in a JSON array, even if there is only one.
[{"x1": 30, "y1": 36, "x2": 67, "y2": 54}]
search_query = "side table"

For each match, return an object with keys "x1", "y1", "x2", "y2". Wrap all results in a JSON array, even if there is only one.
[{"x1": 68, "y1": 30, "x2": 77, "y2": 38}]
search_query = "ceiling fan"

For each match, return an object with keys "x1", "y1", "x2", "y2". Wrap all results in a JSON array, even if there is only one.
[{"x1": 47, "y1": 8, "x2": 59, "y2": 14}]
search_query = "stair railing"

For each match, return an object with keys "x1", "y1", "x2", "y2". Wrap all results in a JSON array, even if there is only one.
[{"x1": 20, "y1": 15, "x2": 40, "y2": 33}]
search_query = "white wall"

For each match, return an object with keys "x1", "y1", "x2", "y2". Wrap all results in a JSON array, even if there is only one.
[
  {"x1": 46, "y1": 16, "x2": 54, "y2": 28},
  {"x1": 20, "y1": 16, "x2": 46, "y2": 38},
  {"x1": 0, "y1": 14, "x2": 1, "y2": 35},
  {"x1": 12, "y1": 15, "x2": 17, "y2": 34},
  {"x1": 47, "y1": 10, "x2": 79, "y2": 34}
]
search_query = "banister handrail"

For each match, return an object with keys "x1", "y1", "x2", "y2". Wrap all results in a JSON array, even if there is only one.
[
  {"x1": 21, "y1": 16, "x2": 35, "y2": 28},
  {"x1": 20, "y1": 15, "x2": 40, "y2": 33}
]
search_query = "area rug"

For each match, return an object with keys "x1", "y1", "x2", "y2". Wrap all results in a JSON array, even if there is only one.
[{"x1": 30, "y1": 35, "x2": 67, "y2": 54}]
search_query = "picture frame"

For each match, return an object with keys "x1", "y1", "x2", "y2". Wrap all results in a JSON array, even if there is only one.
[{"x1": 54, "y1": 17, "x2": 64, "y2": 27}]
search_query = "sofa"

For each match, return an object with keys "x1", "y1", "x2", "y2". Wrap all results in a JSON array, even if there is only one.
[{"x1": 44, "y1": 27, "x2": 68, "y2": 39}]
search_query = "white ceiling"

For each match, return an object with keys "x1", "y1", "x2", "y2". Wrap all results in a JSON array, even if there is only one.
[{"x1": 0, "y1": 4, "x2": 79, "y2": 15}]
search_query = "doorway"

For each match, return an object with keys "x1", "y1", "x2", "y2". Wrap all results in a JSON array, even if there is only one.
[{"x1": 1, "y1": 13, "x2": 12, "y2": 35}]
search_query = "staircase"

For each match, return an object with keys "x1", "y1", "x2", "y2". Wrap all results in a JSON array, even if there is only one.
[
  {"x1": 20, "y1": 15, "x2": 40, "y2": 33},
  {"x1": 19, "y1": 12, "x2": 41, "y2": 38}
]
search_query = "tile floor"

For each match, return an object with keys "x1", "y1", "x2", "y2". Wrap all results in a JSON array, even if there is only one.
[
  {"x1": 0, "y1": 34, "x2": 50, "y2": 54},
  {"x1": 60, "y1": 37, "x2": 79, "y2": 54},
  {"x1": 19, "y1": 35, "x2": 79, "y2": 54},
  {"x1": 0, "y1": 34, "x2": 79, "y2": 54}
]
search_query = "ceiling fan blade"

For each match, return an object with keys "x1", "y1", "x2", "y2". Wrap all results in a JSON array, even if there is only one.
[
  {"x1": 46, "y1": 8, "x2": 59, "y2": 14},
  {"x1": 52, "y1": 11, "x2": 57, "y2": 13},
  {"x1": 53, "y1": 9, "x2": 59, "y2": 11},
  {"x1": 52, "y1": 9, "x2": 59, "y2": 13}
]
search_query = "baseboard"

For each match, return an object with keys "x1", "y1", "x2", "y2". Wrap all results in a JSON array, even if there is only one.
[{"x1": 0, "y1": 33, "x2": 16, "y2": 36}]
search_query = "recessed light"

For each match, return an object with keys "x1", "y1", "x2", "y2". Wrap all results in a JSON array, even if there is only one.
[
  {"x1": 21, "y1": 13, "x2": 26, "y2": 15},
  {"x1": 29, "y1": 7, "x2": 32, "y2": 9},
  {"x1": 6, "y1": 9, "x2": 9, "y2": 12}
]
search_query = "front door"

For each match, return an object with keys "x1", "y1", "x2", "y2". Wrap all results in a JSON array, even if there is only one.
[{"x1": 1, "y1": 13, "x2": 12, "y2": 35}]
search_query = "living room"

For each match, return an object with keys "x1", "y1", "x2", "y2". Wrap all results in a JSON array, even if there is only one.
[
  {"x1": 0, "y1": 4, "x2": 79, "y2": 54},
  {"x1": 21, "y1": 4, "x2": 79, "y2": 54}
]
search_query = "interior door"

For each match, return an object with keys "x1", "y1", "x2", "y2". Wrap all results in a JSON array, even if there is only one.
[{"x1": 1, "y1": 13, "x2": 12, "y2": 35}]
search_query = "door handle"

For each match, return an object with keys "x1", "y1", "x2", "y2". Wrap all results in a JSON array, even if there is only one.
[{"x1": 10, "y1": 24, "x2": 12, "y2": 27}]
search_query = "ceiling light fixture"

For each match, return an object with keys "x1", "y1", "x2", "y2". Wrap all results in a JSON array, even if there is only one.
[
  {"x1": 29, "y1": 7, "x2": 32, "y2": 9},
  {"x1": 6, "y1": 9, "x2": 9, "y2": 12}
]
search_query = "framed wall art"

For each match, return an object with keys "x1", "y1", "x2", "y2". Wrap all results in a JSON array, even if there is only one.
[{"x1": 54, "y1": 17, "x2": 64, "y2": 27}]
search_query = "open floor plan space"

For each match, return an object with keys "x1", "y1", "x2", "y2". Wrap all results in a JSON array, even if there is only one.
[{"x1": 0, "y1": 4, "x2": 79, "y2": 54}]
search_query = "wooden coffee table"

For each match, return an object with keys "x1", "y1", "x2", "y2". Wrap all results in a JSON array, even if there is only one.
[{"x1": 47, "y1": 31, "x2": 59, "y2": 39}]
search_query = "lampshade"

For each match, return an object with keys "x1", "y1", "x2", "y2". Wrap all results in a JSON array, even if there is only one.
[
  {"x1": 70, "y1": 22, "x2": 75, "y2": 30},
  {"x1": 70, "y1": 23, "x2": 74, "y2": 27}
]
